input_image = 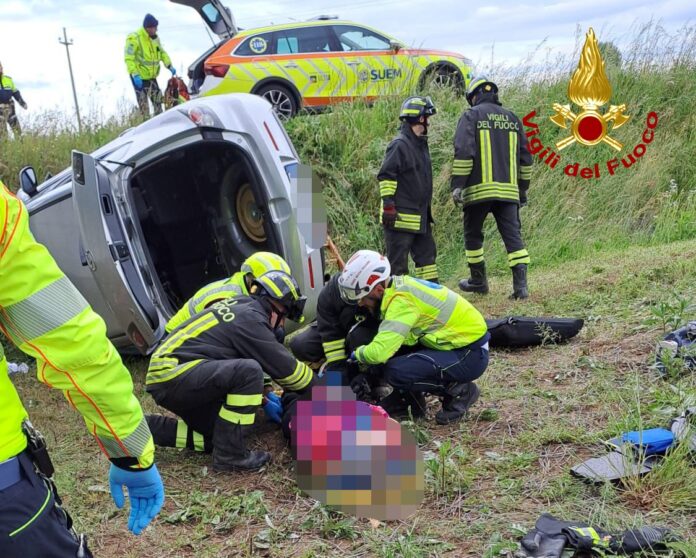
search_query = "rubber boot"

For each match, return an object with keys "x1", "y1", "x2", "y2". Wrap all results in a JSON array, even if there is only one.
[
  {"x1": 435, "y1": 382, "x2": 480, "y2": 425},
  {"x1": 458, "y1": 262, "x2": 489, "y2": 294},
  {"x1": 212, "y1": 418, "x2": 271, "y2": 472},
  {"x1": 379, "y1": 390, "x2": 426, "y2": 420},
  {"x1": 510, "y1": 264, "x2": 529, "y2": 300}
]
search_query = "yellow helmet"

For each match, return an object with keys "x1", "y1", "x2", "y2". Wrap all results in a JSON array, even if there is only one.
[{"x1": 240, "y1": 251, "x2": 291, "y2": 278}]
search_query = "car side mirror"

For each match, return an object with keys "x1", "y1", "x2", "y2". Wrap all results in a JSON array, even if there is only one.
[
  {"x1": 389, "y1": 40, "x2": 402, "y2": 53},
  {"x1": 19, "y1": 166, "x2": 38, "y2": 197}
]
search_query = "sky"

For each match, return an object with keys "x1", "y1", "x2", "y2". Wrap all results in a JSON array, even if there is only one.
[{"x1": 0, "y1": 0, "x2": 693, "y2": 126}]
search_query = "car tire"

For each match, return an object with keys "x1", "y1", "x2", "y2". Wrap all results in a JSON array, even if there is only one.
[
  {"x1": 256, "y1": 83, "x2": 298, "y2": 119},
  {"x1": 423, "y1": 66, "x2": 464, "y2": 94}
]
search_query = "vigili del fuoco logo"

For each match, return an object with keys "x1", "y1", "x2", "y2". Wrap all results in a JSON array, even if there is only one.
[{"x1": 522, "y1": 28, "x2": 658, "y2": 179}]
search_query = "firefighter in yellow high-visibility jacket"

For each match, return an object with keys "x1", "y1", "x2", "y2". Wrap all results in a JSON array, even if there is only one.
[
  {"x1": 124, "y1": 13, "x2": 176, "y2": 117},
  {"x1": 0, "y1": 182, "x2": 164, "y2": 556}
]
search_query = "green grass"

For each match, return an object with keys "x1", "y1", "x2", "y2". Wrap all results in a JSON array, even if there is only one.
[{"x1": 2, "y1": 21, "x2": 696, "y2": 558}]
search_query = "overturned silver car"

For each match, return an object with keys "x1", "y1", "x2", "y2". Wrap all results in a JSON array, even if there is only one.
[{"x1": 18, "y1": 94, "x2": 327, "y2": 353}]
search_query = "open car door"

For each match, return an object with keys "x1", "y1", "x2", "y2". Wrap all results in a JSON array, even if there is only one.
[
  {"x1": 170, "y1": 0, "x2": 237, "y2": 39},
  {"x1": 71, "y1": 151, "x2": 159, "y2": 354}
]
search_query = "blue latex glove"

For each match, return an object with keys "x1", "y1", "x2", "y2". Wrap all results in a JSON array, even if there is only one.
[
  {"x1": 109, "y1": 463, "x2": 164, "y2": 535},
  {"x1": 263, "y1": 392, "x2": 283, "y2": 423},
  {"x1": 169, "y1": 66, "x2": 176, "y2": 76},
  {"x1": 132, "y1": 75, "x2": 143, "y2": 90},
  {"x1": 347, "y1": 351, "x2": 358, "y2": 364}
]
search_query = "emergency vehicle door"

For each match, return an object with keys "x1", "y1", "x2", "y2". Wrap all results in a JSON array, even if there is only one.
[
  {"x1": 170, "y1": 0, "x2": 237, "y2": 39},
  {"x1": 71, "y1": 151, "x2": 159, "y2": 354}
]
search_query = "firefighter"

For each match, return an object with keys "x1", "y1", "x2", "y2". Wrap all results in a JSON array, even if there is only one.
[
  {"x1": 340, "y1": 250, "x2": 490, "y2": 425},
  {"x1": 0, "y1": 61, "x2": 27, "y2": 138},
  {"x1": 0, "y1": 182, "x2": 164, "y2": 556},
  {"x1": 452, "y1": 76, "x2": 533, "y2": 299},
  {"x1": 378, "y1": 96, "x2": 439, "y2": 283},
  {"x1": 289, "y1": 268, "x2": 380, "y2": 374},
  {"x1": 145, "y1": 270, "x2": 313, "y2": 472},
  {"x1": 124, "y1": 14, "x2": 176, "y2": 117},
  {"x1": 166, "y1": 251, "x2": 292, "y2": 333}
]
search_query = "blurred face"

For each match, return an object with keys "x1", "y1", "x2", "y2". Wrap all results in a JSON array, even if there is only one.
[
  {"x1": 410, "y1": 116, "x2": 429, "y2": 136},
  {"x1": 145, "y1": 26, "x2": 158, "y2": 38}
]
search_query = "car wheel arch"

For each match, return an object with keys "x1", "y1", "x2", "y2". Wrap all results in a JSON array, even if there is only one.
[
  {"x1": 419, "y1": 61, "x2": 464, "y2": 91},
  {"x1": 251, "y1": 78, "x2": 302, "y2": 112}
]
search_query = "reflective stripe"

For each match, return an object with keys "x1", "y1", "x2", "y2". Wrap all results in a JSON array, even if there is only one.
[
  {"x1": 1, "y1": 276, "x2": 88, "y2": 341},
  {"x1": 9, "y1": 485, "x2": 51, "y2": 537},
  {"x1": 508, "y1": 249, "x2": 530, "y2": 267},
  {"x1": 462, "y1": 182, "x2": 519, "y2": 204},
  {"x1": 509, "y1": 131, "x2": 517, "y2": 182},
  {"x1": 192, "y1": 431, "x2": 205, "y2": 451},
  {"x1": 278, "y1": 360, "x2": 312, "y2": 390},
  {"x1": 322, "y1": 339, "x2": 344, "y2": 350},
  {"x1": 479, "y1": 129, "x2": 492, "y2": 183},
  {"x1": 188, "y1": 284, "x2": 242, "y2": 316},
  {"x1": 415, "y1": 265, "x2": 438, "y2": 280},
  {"x1": 380, "y1": 319, "x2": 411, "y2": 337},
  {"x1": 278, "y1": 274, "x2": 299, "y2": 300},
  {"x1": 175, "y1": 420, "x2": 187, "y2": 448},
  {"x1": 466, "y1": 248, "x2": 484, "y2": 264},
  {"x1": 226, "y1": 393, "x2": 263, "y2": 407},
  {"x1": 379, "y1": 180, "x2": 397, "y2": 197},
  {"x1": 96, "y1": 416, "x2": 152, "y2": 460},
  {"x1": 146, "y1": 359, "x2": 203, "y2": 385},
  {"x1": 520, "y1": 165, "x2": 533, "y2": 179},
  {"x1": 219, "y1": 407, "x2": 255, "y2": 425},
  {"x1": 387, "y1": 278, "x2": 459, "y2": 333},
  {"x1": 155, "y1": 314, "x2": 218, "y2": 358},
  {"x1": 452, "y1": 159, "x2": 473, "y2": 177}
]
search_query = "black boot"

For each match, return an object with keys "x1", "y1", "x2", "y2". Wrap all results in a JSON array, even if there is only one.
[
  {"x1": 212, "y1": 418, "x2": 271, "y2": 472},
  {"x1": 458, "y1": 262, "x2": 489, "y2": 294},
  {"x1": 379, "y1": 390, "x2": 426, "y2": 420},
  {"x1": 435, "y1": 382, "x2": 480, "y2": 425},
  {"x1": 510, "y1": 264, "x2": 529, "y2": 300}
]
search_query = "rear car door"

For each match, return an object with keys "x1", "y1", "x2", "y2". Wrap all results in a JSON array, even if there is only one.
[{"x1": 71, "y1": 151, "x2": 160, "y2": 353}]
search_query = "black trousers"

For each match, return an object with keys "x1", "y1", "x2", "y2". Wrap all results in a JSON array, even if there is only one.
[
  {"x1": 0, "y1": 452, "x2": 91, "y2": 558},
  {"x1": 463, "y1": 201, "x2": 529, "y2": 267},
  {"x1": 132, "y1": 78, "x2": 163, "y2": 116},
  {"x1": 289, "y1": 319, "x2": 380, "y2": 367},
  {"x1": 0, "y1": 102, "x2": 21, "y2": 136},
  {"x1": 384, "y1": 221, "x2": 438, "y2": 280},
  {"x1": 147, "y1": 359, "x2": 265, "y2": 447}
]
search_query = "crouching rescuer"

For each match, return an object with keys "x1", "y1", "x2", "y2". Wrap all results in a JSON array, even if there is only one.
[
  {"x1": 339, "y1": 251, "x2": 490, "y2": 425},
  {"x1": 452, "y1": 77, "x2": 533, "y2": 299},
  {"x1": 145, "y1": 270, "x2": 313, "y2": 472}
]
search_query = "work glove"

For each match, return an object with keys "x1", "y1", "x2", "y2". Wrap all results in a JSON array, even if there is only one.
[
  {"x1": 19, "y1": 101, "x2": 27, "y2": 110},
  {"x1": 452, "y1": 188, "x2": 464, "y2": 206},
  {"x1": 613, "y1": 527, "x2": 676, "y2": 553},
  {"x1": 350, "y1": 373, "x2": 372, "y2": 400},
  {"x1": 381, "y1": 201, "x2": 398, "y2": 227},
  {"x1": 519, "y1": 193, "x2": 528, "y2": 207},
  {"x1": 263, "y1": 391, "x2": 283, "y2": 423},
  {"x1": 347, "y1": 350, "x2": 359, "y2": 364},
  {"x1": 132, "y1": 75, "x2": 143, "y2": 90},
  {"x1": 109, "y1": 463, "x2": 164, "y2": 535},
  {"x1": 169, "y1": 66, "x2": 176, "y2": 76},
  {"x1": 516, "y1": 529, "x2": 567, "y2": 558}
]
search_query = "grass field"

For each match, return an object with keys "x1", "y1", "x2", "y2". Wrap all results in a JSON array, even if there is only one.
[{"x1": 2, "y1": 21, "x2": 695, "y2": 558}]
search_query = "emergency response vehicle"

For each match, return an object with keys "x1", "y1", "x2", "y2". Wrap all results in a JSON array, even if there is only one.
[
  {"x1": 173, "y1": 0, "x2": 474, "y2": 118},
  {"x1": 17, "y1": 94, "x2": 327, "y2": 353}
]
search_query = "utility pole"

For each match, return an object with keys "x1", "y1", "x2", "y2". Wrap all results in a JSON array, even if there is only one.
[{"x1": 59, "y1": 27, "x2": 82, "y2": 132}]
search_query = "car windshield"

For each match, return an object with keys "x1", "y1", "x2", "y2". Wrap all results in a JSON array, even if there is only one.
[{"x1": 333, "y1": 25, "x2": 391, "y2": 51}]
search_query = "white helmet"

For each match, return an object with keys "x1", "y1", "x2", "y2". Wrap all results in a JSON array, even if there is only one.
[{"x1": 338, "y1": 250, "x2": 391, "y2": 304}]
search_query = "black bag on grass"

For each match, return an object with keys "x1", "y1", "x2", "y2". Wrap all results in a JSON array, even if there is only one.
[{"x1": 486, "y1": 316, "x2": 584, "y2": 348}]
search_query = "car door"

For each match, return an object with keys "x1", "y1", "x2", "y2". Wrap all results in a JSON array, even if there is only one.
[
  {"x1": 169, "y1": 0, "x2": 237, "y2": 39},
  {"x1": 71, "y1": 151, "x2": 160, "y2": 353},
  {"x1": 330, "y1": 24, "x2": 409, "y2": 100}
]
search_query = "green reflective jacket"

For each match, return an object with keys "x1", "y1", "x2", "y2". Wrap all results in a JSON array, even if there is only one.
[
  {"x1": 124, "y1": 27, "x2": 172, "y2": 80},
  {"x1": 355, "y1": 276, "x2": 487, "y2": 365},
  {"x1": 0, "y1": 183, "x2": 154, "y2": 468},
  {"x1": 166, "y1": 273, "x2": 248, "y2": 333}
]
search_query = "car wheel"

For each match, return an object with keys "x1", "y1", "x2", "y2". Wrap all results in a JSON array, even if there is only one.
[
  {"x1": 236, "y1": 182, "x2": 266, "y2": 243},
  {"x1": 424, "y1": 67, "x2": 463, "y2": 93},
  {"x1": 256, "y1": 84, "x2": 298, "y2": 119}
]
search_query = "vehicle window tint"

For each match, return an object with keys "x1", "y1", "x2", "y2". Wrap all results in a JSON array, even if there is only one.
[
  {"x1": 333, "y1": 25, "x2": 391, "y2": 51},
  {"x1": 235, "y1": 33, "x2": 274, "y2": 56},
  {"x1": 201, "y1": 3, "x2": 222, "y2": 25},
  {"x1": 275, "y1": 26, "x2": 333, "y2": 54}
]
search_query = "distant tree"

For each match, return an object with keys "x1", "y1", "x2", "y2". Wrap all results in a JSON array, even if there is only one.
[{"x1": 598, "y1": 41, "x2": 623, "y2": 70}]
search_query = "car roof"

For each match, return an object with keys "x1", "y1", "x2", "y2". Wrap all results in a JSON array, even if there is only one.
[{"x1": 236, "y1": 20, "x2": 391, "y2": 38}]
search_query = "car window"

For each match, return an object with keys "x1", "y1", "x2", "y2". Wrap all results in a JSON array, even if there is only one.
[
  {"x1": 235, "y1": 32, "x2": 274, "y2": 56},
  {"x1": 274, "y1": 26, "x2": 334, "y2": 54},
  {"x1": 333, "y1": 25, "x2": 391, "y2": 51}
]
